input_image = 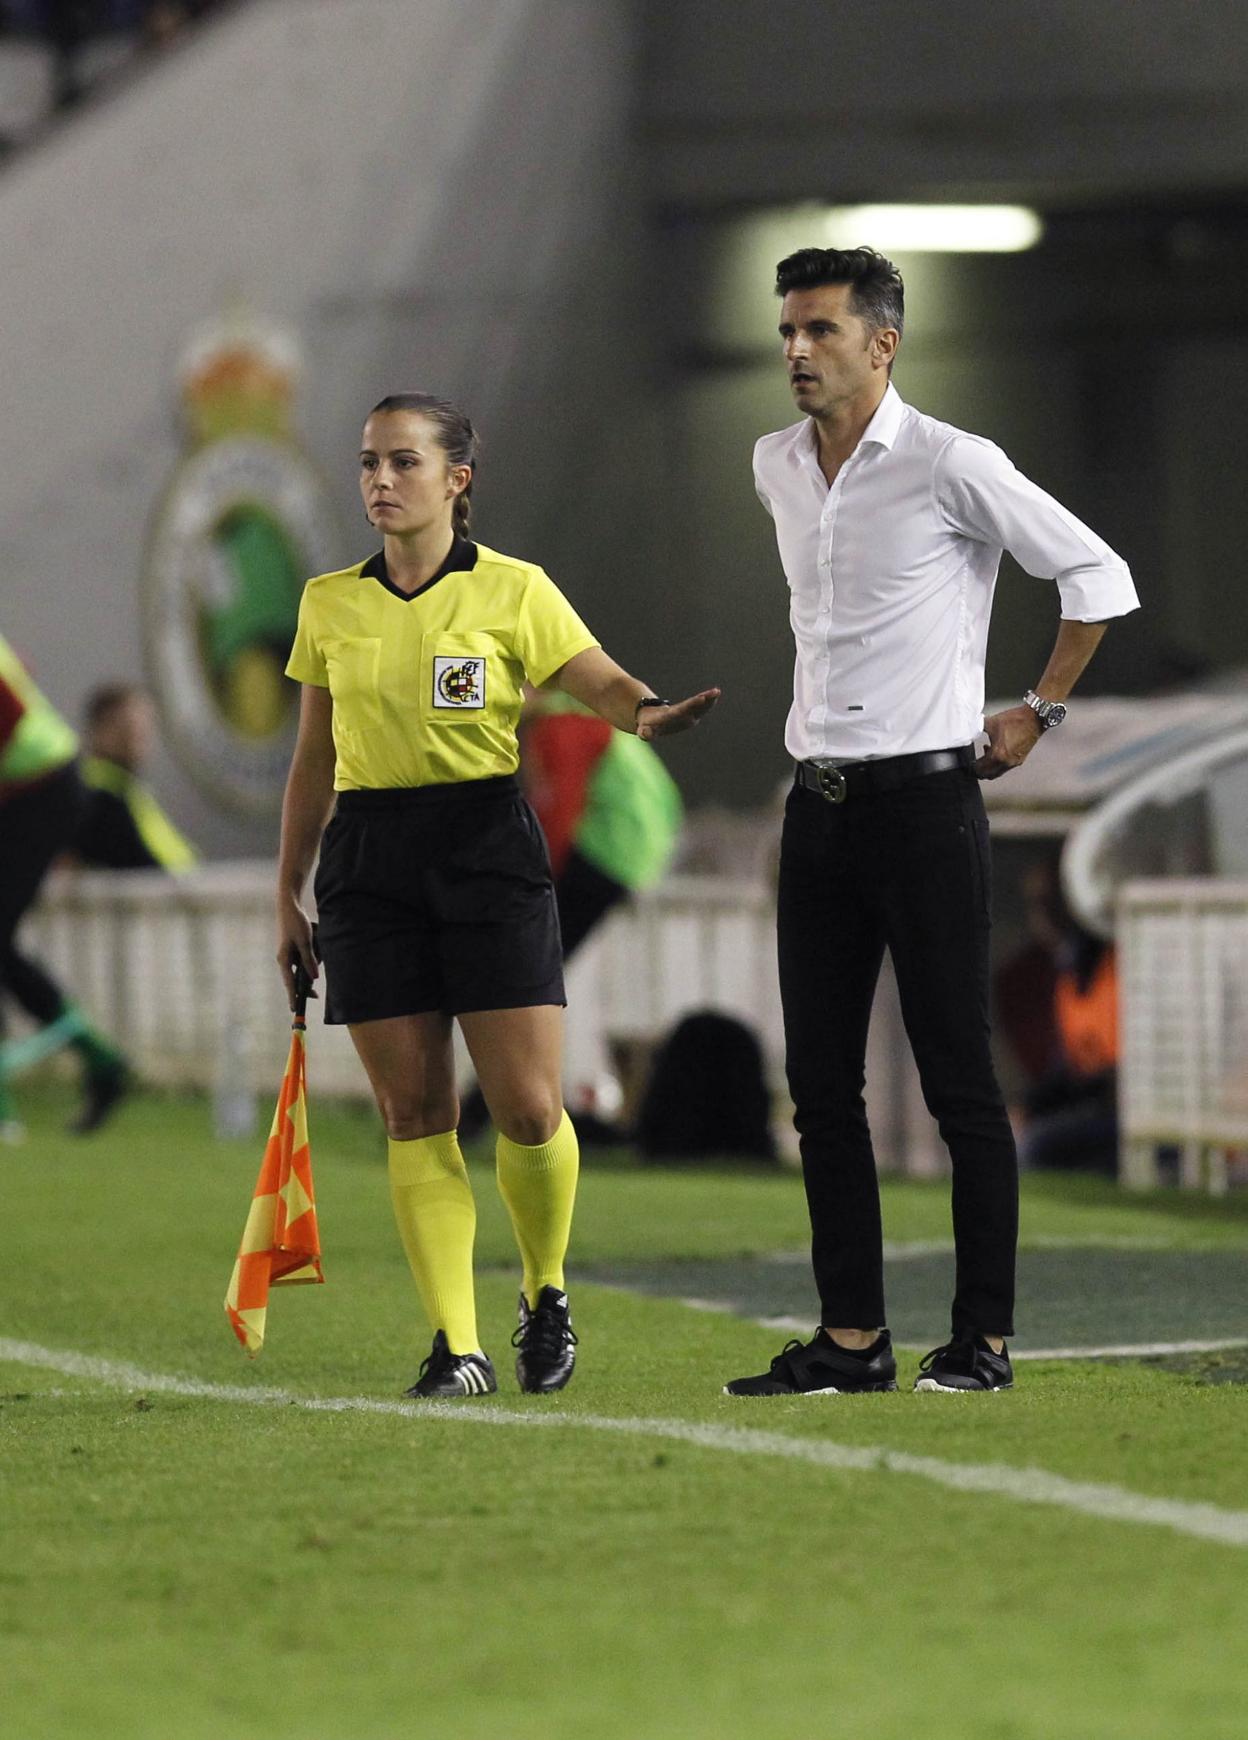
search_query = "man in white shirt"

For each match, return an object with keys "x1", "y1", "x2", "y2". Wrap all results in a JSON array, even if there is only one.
[{"x1": 725, "y1": 247, "x2": 1139, "y2": 1398}]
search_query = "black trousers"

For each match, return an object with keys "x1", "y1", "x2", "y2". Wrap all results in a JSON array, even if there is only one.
[
  {"x1": 1, "y1": 944, "x2": 67, "y2": 1026},
  {"x1": 777, "y1": 762, "x2": 1018, "y2": 1339},
  {"x1": 0, "y1": 764, "x2": 86, "y2": 951},
  {"x1": 0, "y1": 764, "x2": 86, "y2": 1035}
]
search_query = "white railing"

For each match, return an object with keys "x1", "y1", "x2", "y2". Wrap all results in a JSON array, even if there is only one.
[
  {"x1": 1063, "y1": 724, "x2": 1248, "y2": 937},
  {"x1": 18, "y1": 860, "x2": 944, "y2": 1175},
  {"x1": 1117, "y1": 879, "x2": 1248, "y2": 1192}
]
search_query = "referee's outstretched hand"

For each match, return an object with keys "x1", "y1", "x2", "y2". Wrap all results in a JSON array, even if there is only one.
[{"x1": 636, "y1": 688, "x2": 722, "y2": 742}]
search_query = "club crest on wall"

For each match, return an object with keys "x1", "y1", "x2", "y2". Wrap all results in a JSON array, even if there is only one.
[{"x1": 142, "y1": 310, "x2": 340, "y2": 814}]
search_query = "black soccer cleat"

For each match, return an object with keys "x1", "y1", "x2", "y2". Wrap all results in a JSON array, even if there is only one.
[
  {"x1": 512, "y1": 1287, "x2": 578, "y2": 1394},
  {"x1": 724, "y1": 1329, "x2": 898, "y2": 1396},
  {"x1": 914, "y1": 1335, "x2": 1013, "y2": 1392},
  {"x1": 69, "y1": 1059, "x2": 130, "y2": 1136},
  {"x1": 404, "y1": 1330, "x2": 497, "y2": 1399}
]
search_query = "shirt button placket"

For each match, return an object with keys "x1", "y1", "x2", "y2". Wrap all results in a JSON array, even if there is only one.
[{"x1": 819, "y1": 465, "x2": 850, "y2": 712}]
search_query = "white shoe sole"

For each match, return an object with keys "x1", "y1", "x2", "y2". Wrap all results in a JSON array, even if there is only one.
[
  {"x1": 914, "y1": 1377, "x2": 1012, "y2": 1392},
  {"x1": 722, "y1": 1385, "x2": 845, "y2": 1397},
  {"x1": 722, "y1": 1383, "x2": 898, "y2": 1397}
]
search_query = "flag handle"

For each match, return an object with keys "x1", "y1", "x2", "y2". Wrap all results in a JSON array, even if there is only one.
[{"x1": 292, "y1": 963, "x2": 313, "y2": 1027}]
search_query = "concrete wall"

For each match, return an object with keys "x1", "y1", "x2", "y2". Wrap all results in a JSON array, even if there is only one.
[
  {"x1": 642, "y1": 0, "x2": 1248, "y2": 206},
  {"x1": 0, "y1": 0, "x2": 651, "y2": 853}
]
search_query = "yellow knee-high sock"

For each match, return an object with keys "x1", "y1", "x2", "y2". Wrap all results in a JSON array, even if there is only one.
[
  {"x1": 496, "y1": 1110, "x2": 579, "y2": 1308},
  {"x1": 388, "y1": 1130, "x2": 479, "y2": 1354}
]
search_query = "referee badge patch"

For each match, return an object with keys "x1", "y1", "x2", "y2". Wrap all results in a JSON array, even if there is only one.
[{"x1": 433, "y1": 655, "x2": 486, "y2": 709}]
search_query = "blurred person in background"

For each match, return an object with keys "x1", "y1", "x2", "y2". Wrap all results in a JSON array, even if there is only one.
[
  {"x1": 0, "y1": 1, "x2": 202, "y2": 110},
  {"x1": 522, "y1": 687, "x2": 683, "y2": 962},
  {"x1": 142, "y1": 2, "x2": 194, "y2": 50},
  {"x1": 2, "y1": 2, "x2": 136, "y2": 105},
  {"x1": 459, "y1": 686, "x2": 684, "y2": 1141},
  {"x1": 997, "y1": 857, "x2": 1119, "y2": 1175},
  {"x1": 76, "y1": 682, "x2": 198, "y2": 872},
  {"x1": 275, "y1": 392, "x2": 718, "y2": 1401},
  {"x1": 726, "y1": 245, "x2": 1139, "y2": 1401},
  {"x1": 0, "y1": 636, "x2": 128, "y2": 1141}
]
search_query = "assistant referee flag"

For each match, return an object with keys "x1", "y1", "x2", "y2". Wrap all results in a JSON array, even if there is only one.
[{"x1": 225, "y1": 987, "x2": 323, "y2": 1354}]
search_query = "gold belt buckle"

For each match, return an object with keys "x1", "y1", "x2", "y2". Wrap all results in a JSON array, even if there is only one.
[{"x1": 812, "y1": 760, "x2": 848, "y2": 804}]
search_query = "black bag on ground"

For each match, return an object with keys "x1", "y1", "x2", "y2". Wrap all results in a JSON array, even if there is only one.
[{"x1": 635, "y1": 1010, "x2": 776, "y2": 1162}]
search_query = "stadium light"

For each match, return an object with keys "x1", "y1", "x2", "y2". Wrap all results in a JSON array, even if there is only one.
[{"x1": 822, "y1": 204, "x2": 1044, "y2": 253}]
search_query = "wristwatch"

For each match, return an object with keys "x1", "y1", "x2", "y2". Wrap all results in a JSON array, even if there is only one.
[{"x1": 1023, "y1": 689, "x2": 1068, "y2": 731}]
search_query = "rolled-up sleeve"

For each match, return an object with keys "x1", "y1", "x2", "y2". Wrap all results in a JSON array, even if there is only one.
[{"x1": 936, "y1": 435, "x2": 1140, "y2": 622}]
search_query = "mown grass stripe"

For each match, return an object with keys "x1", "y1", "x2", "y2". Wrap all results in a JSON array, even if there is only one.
[
  {"x1": 1013, "y1": 1338, "x2": 1248, "y2": 1362},
  {"x1": 675, "y1": 1298, "x2": 1248, "y2": 1363},
  {"x1": 3, "y1": 1336, "x2": 1246, "y2": 1551}
]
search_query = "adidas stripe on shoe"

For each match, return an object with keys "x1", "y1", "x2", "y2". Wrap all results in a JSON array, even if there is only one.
[
  {"x1": 512, "y1": 1287, "x2": 577, "y2": 1394},
  {"x1": 404, "y1": 1329, "x2": 498, "y2": 1399}
]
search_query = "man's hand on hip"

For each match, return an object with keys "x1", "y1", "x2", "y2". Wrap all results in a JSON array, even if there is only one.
[{"x1": 975, "y1": 705, "x2": 1043, "y2": 780}]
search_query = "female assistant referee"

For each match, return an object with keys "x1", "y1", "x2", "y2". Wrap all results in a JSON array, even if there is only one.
[{"x1": 276, "y1": 394, "x2": 718, "y2": 1399}]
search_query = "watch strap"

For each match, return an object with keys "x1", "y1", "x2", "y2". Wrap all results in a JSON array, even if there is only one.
[{"x1": 1023, "y1": 689, "x2": 1067, "y2": 730}]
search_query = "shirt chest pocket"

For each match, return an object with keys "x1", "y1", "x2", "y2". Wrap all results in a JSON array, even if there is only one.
[
  {"x1": 322, "y1": 637, "x2": 383, "y2": 732},
  {"x1": 420, "y1": 632, "x2": 499, "y2": 726}
]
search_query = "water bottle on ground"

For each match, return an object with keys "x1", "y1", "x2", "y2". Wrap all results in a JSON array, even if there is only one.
[{"x1": 213, "y1": 1010, "x2": 257, "y2": 1140}]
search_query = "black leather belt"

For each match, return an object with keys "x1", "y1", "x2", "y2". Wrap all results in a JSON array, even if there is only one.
[{"x1": 795, "y1": 745, "x2": 975, "y2": 805}]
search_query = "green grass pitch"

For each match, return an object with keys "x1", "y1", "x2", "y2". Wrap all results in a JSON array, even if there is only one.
[{"x1": 2, "y1": 1084, "x2": 1248, "y2": 1739}]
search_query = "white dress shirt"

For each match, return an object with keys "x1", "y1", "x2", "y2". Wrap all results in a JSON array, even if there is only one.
[{"x1": 753, "y1": 383, "x2": 1140, "y2": 763}]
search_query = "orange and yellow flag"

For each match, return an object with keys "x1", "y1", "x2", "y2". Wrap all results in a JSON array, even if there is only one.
[{"x1": 224, "y1": 1004, "x2": 323, "y2": 1354}]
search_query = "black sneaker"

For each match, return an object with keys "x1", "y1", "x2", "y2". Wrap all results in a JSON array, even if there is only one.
[
  {"x1": 512, "y1": 1287, "x2": 577, "y2": 1394},
  {"x1": 914, "y1": 1336, "x2": 1013, "y2": 1392},
  {"x1": 404, "y1": 1330, "x2": 497, "y2": 1399},
  {"x1": 724, "y1": 1329, "x2": 897, "y2": 1396}
]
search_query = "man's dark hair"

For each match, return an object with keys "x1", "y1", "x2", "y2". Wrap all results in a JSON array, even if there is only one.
[
  {"x1": 84, "y1": 683, "x2": 145, "y2": 729},
  {"x1": 775, "y1": 246, "x2": 905, "y2": 341}
]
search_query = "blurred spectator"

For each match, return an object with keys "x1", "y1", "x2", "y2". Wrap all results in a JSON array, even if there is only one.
[
  {"x1": 77, "y1": 682, "x2": 198, "y2": 871},
  {"x1": 0, "y1": 0, "x2": 215, "y2": 130},
  {"x1": 635, "y1": 1010, "x2": 776, "y2": 1164},
  {"x1": 522, "y1": 689, "x2": 683, "y2": 959},
  {"x1": 996, "y1": 857, "x2": 1119, "y2": 1174},
  {"x1": 143, "y1": 3, "x2": 194, "y2": 50},
  {"x1": 459, "y1": 689, "x2": 684, "y2": 1142},
  {"x1": 0, "y1": 678, "x2": 195, "y2": 1140}
]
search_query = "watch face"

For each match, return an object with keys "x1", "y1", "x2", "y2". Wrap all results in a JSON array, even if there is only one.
[{"x1": 1043, "y1": 702, "x2": 1067, "y2": 729}]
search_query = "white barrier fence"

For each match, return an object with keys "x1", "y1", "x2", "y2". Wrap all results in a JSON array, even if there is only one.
[
  {"x1": 18, "y1": 862, "x2": 944, "y2": 1175},
  {"x1": 1118, "y1": 879, "x2": 1248, "y2": 1192}
]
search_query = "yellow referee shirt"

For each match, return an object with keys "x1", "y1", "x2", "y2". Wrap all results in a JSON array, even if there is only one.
[{"x1": 285, "y1": 537, "x2": 600, "y2": 790}]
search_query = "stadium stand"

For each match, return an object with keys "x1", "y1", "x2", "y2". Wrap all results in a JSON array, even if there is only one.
[{"x1": 0, "y1": 0, "x2": 225, "y2": 146}]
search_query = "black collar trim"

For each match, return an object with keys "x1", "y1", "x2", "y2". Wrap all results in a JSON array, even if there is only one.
[{"x1": 360, "y1": 536, "x2": 477, "y2": 601}]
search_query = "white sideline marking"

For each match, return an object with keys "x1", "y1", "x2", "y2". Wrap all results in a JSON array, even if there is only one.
[{"x1": 3, "y1": 1338, "x2": 1247, "y2": 1551}]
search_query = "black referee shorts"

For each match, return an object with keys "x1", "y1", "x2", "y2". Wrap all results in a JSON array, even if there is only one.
[{"x1": 313, "y1": 775, "x2": 565, "y2": 1024}]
